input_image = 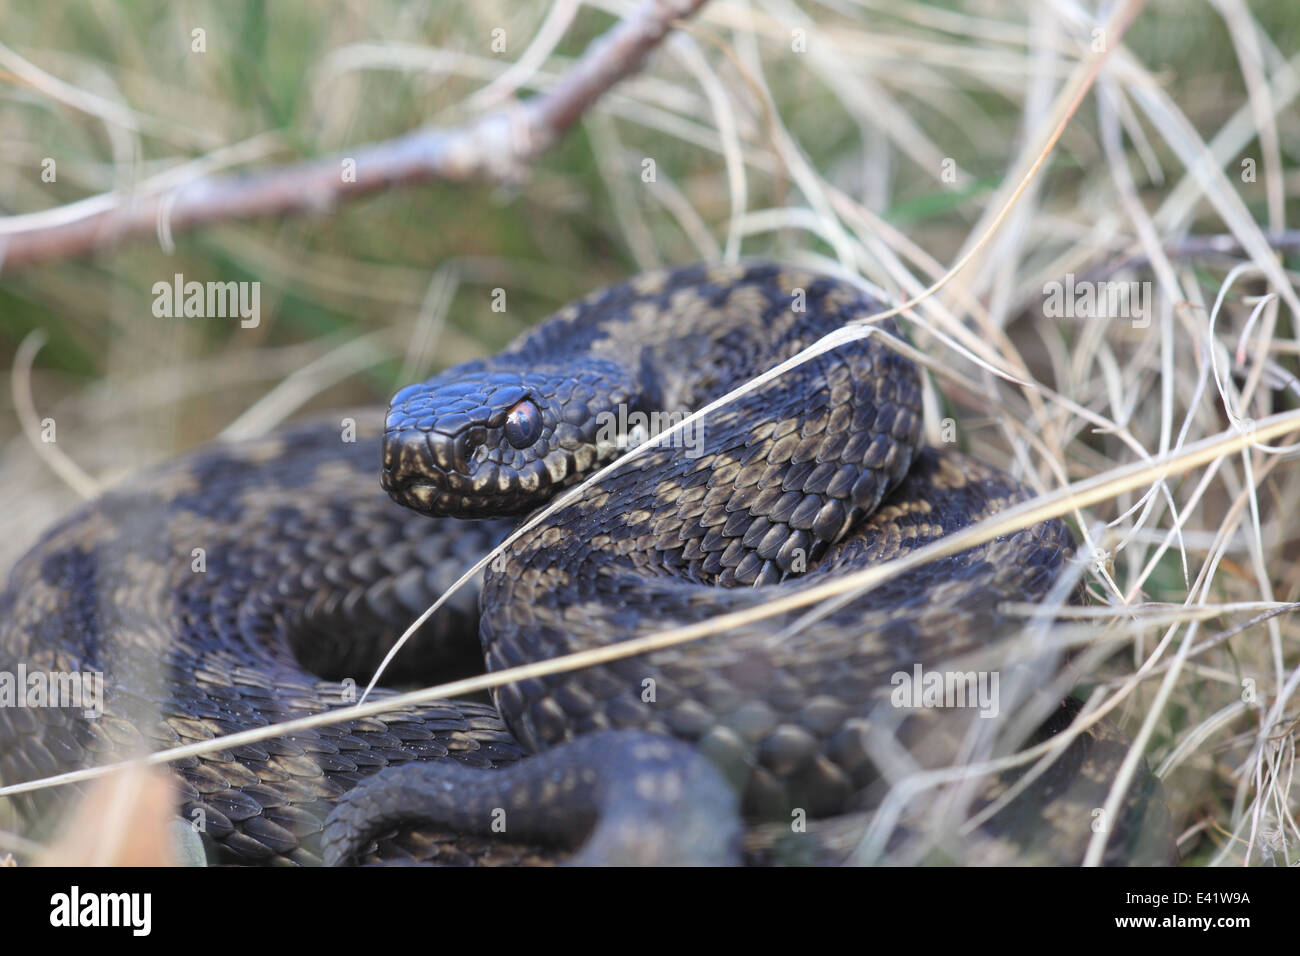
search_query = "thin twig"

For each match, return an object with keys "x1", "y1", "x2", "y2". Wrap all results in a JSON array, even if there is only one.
[
  {"x1": 0, "y1": 0, "x2": 709, "y2": 271},
  {"x1": 1078, "y1": 229, "x2": 1300, "y2": 285}
]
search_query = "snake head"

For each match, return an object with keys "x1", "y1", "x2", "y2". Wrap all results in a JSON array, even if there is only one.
[{"x1": 382, "y1": 362, "x2": 637, "y2": 517}]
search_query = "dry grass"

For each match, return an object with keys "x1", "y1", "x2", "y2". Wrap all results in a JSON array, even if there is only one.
[{"x1": 2, "y1": 0, "x2": 1299, "y2": 865}]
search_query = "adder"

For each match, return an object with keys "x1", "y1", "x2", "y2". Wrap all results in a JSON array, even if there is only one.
[{"x1": 0, "y1": 262, "x2": 1175, "y2": 865}]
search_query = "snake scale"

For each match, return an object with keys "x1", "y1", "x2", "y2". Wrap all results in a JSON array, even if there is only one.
[{"x1": 0, "y1": 262, "x2": 1175, "y2": 865}]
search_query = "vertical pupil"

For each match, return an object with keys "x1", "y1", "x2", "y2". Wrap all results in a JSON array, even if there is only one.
[{"x1": 506, "y1": 401, "x2": 538, "y2": 447}]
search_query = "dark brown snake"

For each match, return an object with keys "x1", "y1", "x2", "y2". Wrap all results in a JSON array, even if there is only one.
[{"x1": 0, "y1": 262, "x2": 1175, "y2": 865}]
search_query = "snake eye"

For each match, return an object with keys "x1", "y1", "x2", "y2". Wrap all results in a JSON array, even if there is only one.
[{"x1": 503, "y1": 399, "x2": 542, "y2": 448}]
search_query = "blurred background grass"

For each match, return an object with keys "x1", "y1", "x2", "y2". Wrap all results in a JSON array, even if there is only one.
[
  {"x1": 3, "y1": 1, "x2": 1297, "y2": 432},
  {"x1": 3, "y1": 0, "x2": 1300, "y2": 864}
]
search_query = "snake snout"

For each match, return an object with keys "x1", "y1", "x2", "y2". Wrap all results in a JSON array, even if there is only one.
[{"x1": 382, "y1": 376, "x2": 564, "y2": 517}]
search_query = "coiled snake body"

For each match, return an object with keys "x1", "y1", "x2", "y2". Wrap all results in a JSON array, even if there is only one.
[{"x1": 0, "y1": 263, "x2": 1174, "y2": 865}]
